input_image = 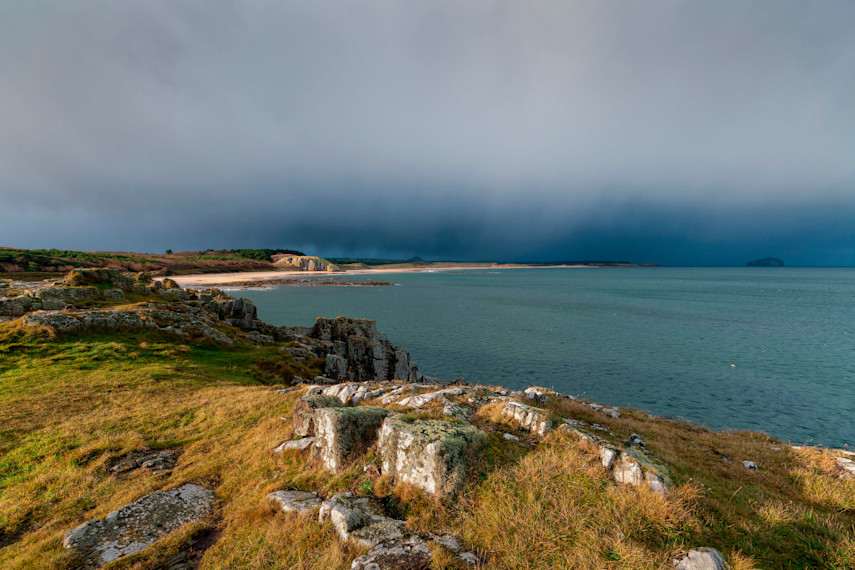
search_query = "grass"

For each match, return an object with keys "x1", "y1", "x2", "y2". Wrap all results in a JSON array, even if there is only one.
[{"x1": 0, "y1": 323, "x2": 853, "y2": 568}]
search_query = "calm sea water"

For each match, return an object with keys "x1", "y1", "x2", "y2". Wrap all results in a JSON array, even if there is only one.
[{"x1": 237, "y1": 268, "x2": 855, "y2": 448}]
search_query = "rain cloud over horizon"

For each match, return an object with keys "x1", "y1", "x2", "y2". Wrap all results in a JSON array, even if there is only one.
[{"x1": 2, "y1": 0, "x2": 854, "y2": 265}]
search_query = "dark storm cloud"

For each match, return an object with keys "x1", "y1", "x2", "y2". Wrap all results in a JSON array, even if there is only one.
[{"x1": 1, "y1": 1, "x2": 854, "y2": 265}]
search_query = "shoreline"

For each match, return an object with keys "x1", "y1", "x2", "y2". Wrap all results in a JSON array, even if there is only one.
[{"x1": 167, "y1": 263, "x2": 597, "y2": 287}]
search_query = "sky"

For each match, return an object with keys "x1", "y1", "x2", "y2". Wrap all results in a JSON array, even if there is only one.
[{"x1": 1, "y1": 1, "x2": 854, "y2": 266}]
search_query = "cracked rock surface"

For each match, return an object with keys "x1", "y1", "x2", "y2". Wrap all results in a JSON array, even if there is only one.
[{"x1": 63, "y1": 483, "x2": 216, "y2": 568}]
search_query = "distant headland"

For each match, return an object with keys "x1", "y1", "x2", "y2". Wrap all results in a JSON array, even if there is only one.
[{"x1": 0, "y1": 247, "x2": 651, "y2": 281}]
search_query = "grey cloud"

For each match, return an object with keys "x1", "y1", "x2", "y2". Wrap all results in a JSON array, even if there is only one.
[{"x1": 1, "y1": 1, "x2": 854, "y2": 265}]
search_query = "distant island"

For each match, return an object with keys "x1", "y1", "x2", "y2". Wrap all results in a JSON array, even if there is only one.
[{"x1": 746, "y1": 257, "x2": 785, "y2": 267}]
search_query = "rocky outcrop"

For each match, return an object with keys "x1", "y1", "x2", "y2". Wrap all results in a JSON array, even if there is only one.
[
  {"x1": 498, "y1": 400, "x2": 552, "y2": 436},
  {"x1": 561, "y1": 422, "x2": 672, "y2": 495},
  {"x1": 293, "y1": 395, "x2": 343, "y2": 437},
  {"x1": 63, "y1": 483, "x2": 215, "y2": 568},
  {"x1": 290, "y1": 317, "x2": 423, "y2": 383},
  {"x1": 273, "y1": 255, "x2": 343, "y2": 273},
  {"x1": 8, "y1": 269, "x2": 279, "y2": 346},
  {"x1": 22, "y1": 305, "x2": 237, "y2": 346},
  {"x1": 319, "y1": 492, "x2": 477, "y2": 569},
  {"x1": 378, "y1": 416, "x2": 485, "y2": 496},
  {"x1": 319, "y1": 492, "x2": 407, "y2": 550},
  {"x1": 314, "y1": 407, "x2": 390, "y2": 471}
]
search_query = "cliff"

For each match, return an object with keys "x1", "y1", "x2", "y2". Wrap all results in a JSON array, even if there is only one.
[
  {"x1": 0, "y1": 270, "x2": 852, "y2": 569},
  {"x1": 273, "y1": 255, "x2": 344, "y2": 273}
]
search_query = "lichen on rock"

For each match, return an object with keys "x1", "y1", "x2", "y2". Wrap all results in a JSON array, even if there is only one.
[
  {"x1": 377, "y1": 416, "x2": 485, "y2": 496},
  {"x1": 63, "y1": 483, "x2": 215, "y2": 568}
]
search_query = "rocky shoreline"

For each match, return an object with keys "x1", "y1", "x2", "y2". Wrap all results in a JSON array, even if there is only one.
[{"x1": 2, "y1": 269, "x2": 852, "y2": 569}]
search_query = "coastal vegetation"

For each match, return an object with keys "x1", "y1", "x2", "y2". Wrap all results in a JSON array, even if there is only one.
[
  {"x1": 0, "y1": 248, "x2": 306, "y2": 276},
  {"x1": 0, "y1": 271, "x2": 853, "y2": 568}
]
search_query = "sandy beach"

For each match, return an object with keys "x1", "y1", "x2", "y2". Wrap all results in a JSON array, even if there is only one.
[{"x1": 168, "y1": 263, "x2": 593, "y2": 288}]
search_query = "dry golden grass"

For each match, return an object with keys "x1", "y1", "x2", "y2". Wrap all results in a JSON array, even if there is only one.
[
  {"x1": 456, "y1": 430, "x2": 696, "y2": 569},
  {"x1": 2, "y1": 326, "x2": 854, "y2": 568}
]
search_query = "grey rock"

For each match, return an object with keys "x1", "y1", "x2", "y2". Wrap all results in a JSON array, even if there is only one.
[
  {"x1": 378, "y1": 416, "x2": 486, "y2": 496},
  {"x1": 645, "y1": 471, "x2": 667, "y2": 494},
  {"x1": 612, "y1": 452, "x2": 644, "y2": 486},
  {"x1": 319, "y1": 492, "x2": 406, "y2": 550},
  {"x1": 102, "y1": 289, "x2": 126, "y2": 302},
  {"x1": 37, "y1": 287, "x2": 100, "y2": 310},
  {"x1": 599, "y1": 446, "x2": 618, "y2": 470},
  {"x1": 524, "y1": 386, "x2": 552, "y2": 403},
  {"x1": 63, "y1": 484, "x2": 215, "y2": 568},
  {"x1": 314, "y1": 407, "x2": 390, "y2": 471},
  {"x1": 672, "y1": 547, "x2": 731, "y2": 570},
  {"x1": 397, "y1": 387, "x2": 467, "y2": 409},
  {"x1": 350, "y1": 535, "x2": 432, "y2": 570},
  {"x1": 274, "y1": 437, "x2": 316, "y2": 452},
  {"x1": 498, "y1": 401, "x2": 551, "y2": 436},
  {"x1": 601, "y1": 407, "x2": 621, "y2": 419},
  {"x1": 325, "y1": 354, "x2": 349, "y2": 380},
  {"x1": 293, "y1": 395, "x2": 342, "y2": 437},
  {"x1": 109, "y1": 450, "x2": 180, "y2": 476},
  {"x1": 834, "y1": 456, "x2": 855, "y2": 479},
  {"x1": 503, "y1": 433, "x2": 520, "y2": 441},
  {"x1": 0, "y1": 295, "x2": 35, "y2": 317},
  {"x1": 266, "y1": 490, "x2": 322, "y2": 514},
  {"x1": 304, "y1": 317, "x2": 424, "y2": 383},
  {"x1": 742, "y1": 460, "x2": 758, "y2": 469}
]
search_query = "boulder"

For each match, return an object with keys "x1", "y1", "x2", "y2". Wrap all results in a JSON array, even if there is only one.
[
  {"x1": 351, "y1": 535, "x2": 433, "y2": 570},
  {"x1": 314, "y1": 407, "x2": 390, "y2": 471},
  {"x1": 37, "y1": 287, "x2": 100, "y2": 310},
  {"x1": 524, "y1": 386, "x2": 552, "y2": 403},
  {"x1": 63, "y1": 483, "x2": 215, "y2": 568},
  {"x1": 318, "y1": 492, "x2": 406, "y2": 550},
  {"x1": 266, "y1": 490, "x2": 322, "y2": 514},
  {"x1": 101, "y1": 289, "x2": 126, "y2": 302},
  {"x1": 498, "y1": 401, "x2": 552, "y2": 436},
  {"x1": 834, "y1": 456, "x2": 855, "y2": 479},
  {"x1": 293, "y1": 395, "x2": 342, "y2": 437},
  {"x1": 672, "y1": 547, "x2": 731, "y2": 570},
  {"x1": 274, "y1": 437, "x2": 316, "y2": 452},
  {"x1": 598, "y1": 446, "x2": 618, "y2": 470},
  {"x1": 612, "y1": 452, "x2": 644, "y2": 487},
  {"x1": 64, "y1": 268, "x2": 135, "y2": 290},
  {"x1": 0, "y1": 295, "x2": 35, "y2": 317},
  {"x1": 378, "y1": 416, "x2": 485, "y2": 496}
]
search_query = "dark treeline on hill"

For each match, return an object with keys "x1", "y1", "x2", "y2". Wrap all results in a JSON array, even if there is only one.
[{"x1": 0, "y1": 247, "x2": 305, "y2": 275}]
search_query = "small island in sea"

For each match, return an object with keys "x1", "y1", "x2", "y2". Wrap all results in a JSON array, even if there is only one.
[
  {"x1": 0, "y1": 266, "x2": 852, "y2": 569},
  {"x1": 746, "y1": 258, "x2": 785, "y2": 267}
]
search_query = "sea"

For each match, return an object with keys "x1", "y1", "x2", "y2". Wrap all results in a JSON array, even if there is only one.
[{"x1": 237, "y1": 267, "x2": 855, "y2": 448}]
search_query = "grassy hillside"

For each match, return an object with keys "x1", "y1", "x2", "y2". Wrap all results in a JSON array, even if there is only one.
[
  {"x1": 0, "y1": 248, "x2": 305, "y2": 276},
  {"x1": 1, "y1": 315, "x2": 853, "y2": 568}
]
